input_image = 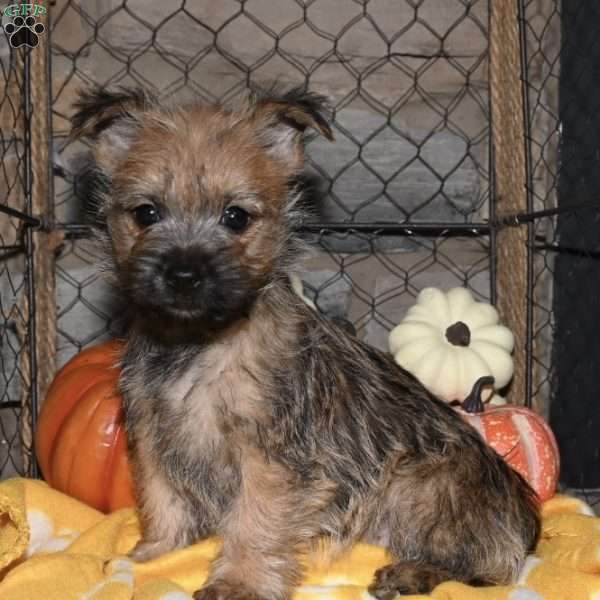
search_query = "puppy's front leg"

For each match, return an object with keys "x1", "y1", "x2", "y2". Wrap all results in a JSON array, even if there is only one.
[
  {"x1": 194, "y1": 450, "x2": 330, "y2": 600},
  {"x1": 129, "y1": 446, "x2": 207, "y2": 562}
]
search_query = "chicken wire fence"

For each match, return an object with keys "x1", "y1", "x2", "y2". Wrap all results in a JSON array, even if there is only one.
[
  {"x1": 522, "y1": 0, "x2": 600, "y2": 504},
  {"x1": 1, "y1": 1, "x2": 598, "y2": 506},
  {"x1": 0, "y1": 38, "x2": 34, "y2": 477},
  {"x1": 48, "y1": 1, "x2": 494, "y2": 372}
]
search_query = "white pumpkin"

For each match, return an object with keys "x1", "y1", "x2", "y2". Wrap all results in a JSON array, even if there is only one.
[
  {"x1": 388, "y1": 287, "x2": 514, "y2": 403},
  {"x1": 489, "y1": 395, "x2": 507, "y2": 406}
]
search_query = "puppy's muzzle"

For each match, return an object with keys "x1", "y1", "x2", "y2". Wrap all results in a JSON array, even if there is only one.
[
  {"x1": 161, "y1": 246, "x2": 213, "y2": 293},
  {"x1": 164, "y1": 262, "x2": 204, "y2": 293}
]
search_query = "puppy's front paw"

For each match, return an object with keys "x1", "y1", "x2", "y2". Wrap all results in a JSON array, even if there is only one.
[
  {"x1": 128, "y1": 539, "x2": 173, "y2": 562},
  {"x1": 193, "y1": 581, "x2": 265, "y2": 600}
]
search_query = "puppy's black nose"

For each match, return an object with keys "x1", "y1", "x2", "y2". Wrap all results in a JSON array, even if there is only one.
[{"x1": 165, "y1": 264, "x2": 202, "y2": 291}]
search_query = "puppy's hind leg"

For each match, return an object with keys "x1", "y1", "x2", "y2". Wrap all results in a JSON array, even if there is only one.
[
  {"x1": 370, "y1": 449, "x2": 540, "y2": 596},
  {"x1": 369, "y1": 561, "x2": 472, "y2": 600}
]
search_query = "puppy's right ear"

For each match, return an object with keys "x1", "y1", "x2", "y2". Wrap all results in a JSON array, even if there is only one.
[
  {"x1": 71, "y1": 87, "x2": 151, "y2": 139},
  {"x1": 71, "y1": 87, "x2": 153, "y2": 173}
]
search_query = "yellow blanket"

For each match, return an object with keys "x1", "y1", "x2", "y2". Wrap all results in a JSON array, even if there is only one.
[{"x1": 1, "y1": 478, "x2": 599, "y2": 600}]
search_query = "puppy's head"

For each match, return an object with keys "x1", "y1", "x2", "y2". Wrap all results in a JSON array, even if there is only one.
[{"x1": 71, "y1": 87, "x2": 332, "y2": 330}]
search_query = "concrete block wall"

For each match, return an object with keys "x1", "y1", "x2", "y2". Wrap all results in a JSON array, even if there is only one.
[
  {"x1": 0, "y1": 0, "x2": 564, "y2": 478},
  {"x1": 50, "y1": 0, "x2": 493, "y2": 368}
]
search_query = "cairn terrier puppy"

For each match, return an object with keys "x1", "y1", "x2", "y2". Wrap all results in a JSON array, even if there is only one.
[{"x1": 71, "y1": 87, "x2": 540, "y2": 600}]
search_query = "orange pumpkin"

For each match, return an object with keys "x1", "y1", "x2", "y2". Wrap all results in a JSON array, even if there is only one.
[
  {"x1": 458, "y1": 377, "x2": 560, "y2": 502},
  {"x1": 35, "y1": 339, "x2": 136, "y2": 513}
]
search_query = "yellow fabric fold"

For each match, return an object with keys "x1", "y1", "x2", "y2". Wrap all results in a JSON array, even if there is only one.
[{"x1": 1, "y1": 478, "x2": 599, "y2": 600}]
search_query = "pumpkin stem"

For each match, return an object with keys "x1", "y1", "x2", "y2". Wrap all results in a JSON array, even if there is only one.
[
  {"x1": 445, "y1": 321, "x2": 471, "y2": 346},
  {"x1": 462, "y1": 376, "x2": 495, "y2": 414}
]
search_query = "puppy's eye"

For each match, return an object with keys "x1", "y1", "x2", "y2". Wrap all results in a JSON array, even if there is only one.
[
  {"x1": 221, "y1": 206, "x2": 250, "y2": 233},
  {"x1": 133, "y1": 204, "x2": 161, "y2": 228}
]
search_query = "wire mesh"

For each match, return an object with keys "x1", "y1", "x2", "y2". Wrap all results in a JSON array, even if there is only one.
[
  {"x1": 50, "y1": 0, "x2": 492, "y2": 364},
  {"x1": 0, "y1": 32, "x2": 34, "y2": 477},
  {"x1": 5, "y1": 0, "x2": 596, "y2": 507},
  {"x1": 521, "y1": 0, "x2": 600, "y2": 508},
  {"x1": 520, "y1": 0, "x2": 561, "y2": 416}
]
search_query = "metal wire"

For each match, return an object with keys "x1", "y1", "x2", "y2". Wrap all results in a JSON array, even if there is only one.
[
  {"x1": 46, "y1": 0, "x2": 494, "y2": 364},
  {"x1": 0, "y1": 0, "x2": 598, "y2": 509},
  {"x1": 0, "y1": 35, "x2": 35, "y2": 476},
  {"x1": 519, "y1": 0, "x2": 600, "y2": 507}
]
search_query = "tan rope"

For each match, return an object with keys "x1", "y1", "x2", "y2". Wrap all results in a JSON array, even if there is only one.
[
  {"x1": 31, "y1": 21, "x2": 59, "y2": 400},
  {"x1": 490, "y1": 2, "x2": 529, "y2": 406},
  {"x1": 19, "y1": 10, "x2": 60, "y2": 475},
  {"x1": 17, "y1": 294, "x2": 32, "y2": 475},
  {"x1": 12, "y1": 45, "x2": 32, "y2": 475}
]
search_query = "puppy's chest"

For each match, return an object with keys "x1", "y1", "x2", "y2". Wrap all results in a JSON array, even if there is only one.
[{"x1": 129, "y1": 341, "x2": 264, "y2": 466}]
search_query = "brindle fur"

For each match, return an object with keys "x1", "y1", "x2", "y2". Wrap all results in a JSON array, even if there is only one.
[{"x1": 71, "y1": 86, "x2": 540, "y2": 600}]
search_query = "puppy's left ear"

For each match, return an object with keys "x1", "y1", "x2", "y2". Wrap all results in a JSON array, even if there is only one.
[{"x1": 253, "y1": 88, "x2": 334, "y2": 171}]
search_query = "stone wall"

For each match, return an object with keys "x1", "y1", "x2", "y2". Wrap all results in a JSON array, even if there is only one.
[
  {"x1": 0, "y1": 1, "x2": 566, "y2": 481},
  {"x1": 48, "y1": 0, "x2": 494, "y2": 367},
  {"x1": 51, "y1": 235, "x2": 490, "y2": 362},
  {"x1": 51, "y1": 0, "x2": 490, "y2": 227},
  {"x1": 0, "y1": 2, "x2": 561, "y2": 411}
]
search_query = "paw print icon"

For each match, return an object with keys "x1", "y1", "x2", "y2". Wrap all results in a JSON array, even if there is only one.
[{"x1": 4, "y1": 15, "x2": 45, "y2": 48}]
